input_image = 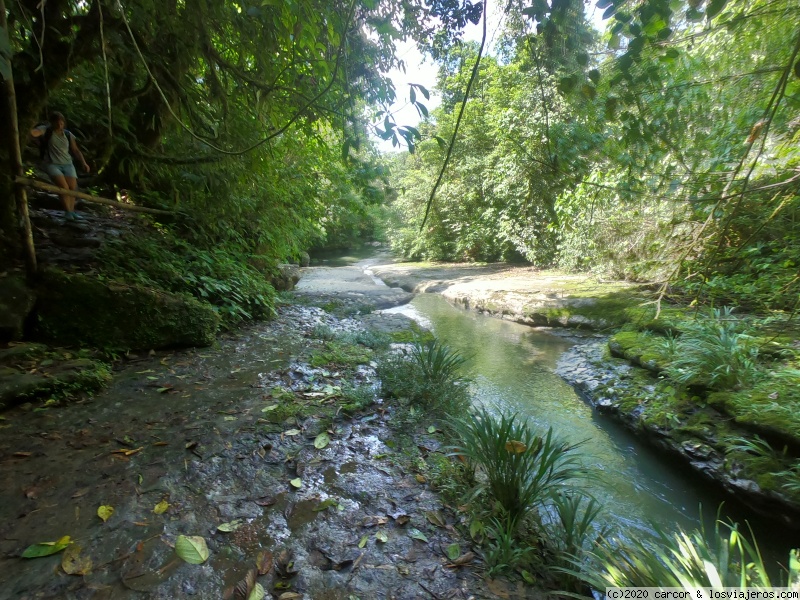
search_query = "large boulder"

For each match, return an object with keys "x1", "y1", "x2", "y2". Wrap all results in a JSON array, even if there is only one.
[
  {"x1": 271, "y1": 263, "x2": 301, "y2": 291},
  {"x1": 35, "y1": 269, "x2": 220, "y2": 350},
  {"x1": 0, "y1": 273, "x2": 36, "y2": 341}
]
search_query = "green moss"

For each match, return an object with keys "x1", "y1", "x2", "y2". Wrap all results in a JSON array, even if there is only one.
[
  {"x1": 35, "y1": 269, "x2": 220, "y2": 351},
  {"x1": 708, "y1": 374, "x2": 800, "y2": 446},
  {"x1": 388, "y1": 326, "x2": 435, "y2": 344},
  {"x1": 608, "y1": 331, "x2": 670, "y2": 372}
]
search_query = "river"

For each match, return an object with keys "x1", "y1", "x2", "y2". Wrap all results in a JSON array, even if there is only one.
[{"x1": 381, "y1": 291, "x2": 792, "y2": 567}]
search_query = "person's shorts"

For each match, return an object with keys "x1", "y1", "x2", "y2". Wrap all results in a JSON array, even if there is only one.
[{"x1": 45, "y1": 163, "x2": 77, "y2": 180}]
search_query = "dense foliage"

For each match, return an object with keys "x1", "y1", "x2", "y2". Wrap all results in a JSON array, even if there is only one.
[{"x1": 384, "y1": 0, "x2": 800, "y2": 311}]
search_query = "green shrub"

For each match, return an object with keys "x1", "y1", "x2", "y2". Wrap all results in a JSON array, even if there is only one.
[
  {"x1": 482, "y1": 514, "x2": 535, "y2": 577},
  {"x1": 449, "y1": 408, "x2": 585, "y2": 528},
  {"x1": 98, "y1": 230, "x2": 276, "y2": 328},
  {"x1": 663, "y1": 307, "x2": 761, "y2": 390},
  {"x1": 579, "y1": 520, "x2": 797, "y2": 589},
  {"x1": 377, "y1": 339, "x2": 470, "y2": 420}
]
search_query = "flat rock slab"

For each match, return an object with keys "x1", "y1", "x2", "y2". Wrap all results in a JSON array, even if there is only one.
[
  {"x1": 369, "y1": 262, "x2": 650, "y2": 330},
  {"x1": 294, "y1": 265, "x2": 413, "y2": 311}
]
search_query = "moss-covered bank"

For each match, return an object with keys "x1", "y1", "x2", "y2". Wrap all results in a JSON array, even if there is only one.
[
  {"x1": 560, "y1": 310, "x2": 800, "y2": 524},
  {"x1": 35, "y1": 269, "x2": 220, "y2": 351}
]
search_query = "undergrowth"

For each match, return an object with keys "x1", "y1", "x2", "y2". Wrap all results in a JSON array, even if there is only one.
[{"x1": 98, "y1": 229, "x2": 276, "y2": 328}]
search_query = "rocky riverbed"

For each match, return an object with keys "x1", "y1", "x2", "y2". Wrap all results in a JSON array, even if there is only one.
[{"x1": 0, "y1": 303, "x2": 524, "y2": 599}]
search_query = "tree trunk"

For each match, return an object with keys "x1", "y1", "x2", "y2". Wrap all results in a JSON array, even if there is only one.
[{"x1": 0, "y1": 0, "x2": 36, "y2": 275}]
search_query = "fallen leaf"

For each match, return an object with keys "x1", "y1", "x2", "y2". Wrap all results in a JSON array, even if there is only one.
[
  {"x1": 235, "y1": 568, "x2": 257, "y2": 598},
  {"x1": 521, "y1": 569, "x2": 536, "y2": 584},
  {"x1": 255, "y1": 496, "x2": 276, "y2": 507},
  {"x1": 217, "y1": 519, "x2": 244, "y2": 532},
  {"x1": 446, "y1": 543, "x2": 460, "y2": 561},
  {"x1": 284, "y1": 429, "x2": 301, "y2": 436},
  {"x1": 22, "y1": 536, "x2": 72, "y2": 558},
  {"x1": 313, "y1": 432, "x2": 330, "y2": 449},
  {"x1": 223, "y1": 416, "x2": 237, "y2": 421},
  {"x1": 112, "y1": 447, "x2": 143, "y2": 456},
  {"x1": 61, "y1": 544, "x2": 93, "y2": 575},
  {"x1": 71, "y1": 488, "x2": 89, "y2": 499},
  {"x1": 156, "y1": 387, "x2": 172, "y2": 394},
  {"x1": 289, "y1": 478, "x2": 302, "y2": 489},
  {"x1": 153, "y1": 500, "x2": 170, "y2": 515},
  {"x1": 393, "y1": 514, "x2": 411, "y2": 526},
  {"x1": 448, "y1": 552, "x2": 475, "y2": 567},
  {"x1": 362, "y1": 515, "x2": 388, "y2": 527},
  {"x1": 97, "y1": 505, "x2": 114, "y2": 522},
  {"x1": 469, "y1": 520, "x2": 484, "y2": 541},
  {"x1": 13, "y1": 452, "x2": 32, "y2": 458},
  {"x1": 153, "y1": 441, "x2": 169, "y2": 446},
  {"x1": 375, "y1": 530, "x2": 388, "y2": 543},
  {"x1": 425, "y1": 511, "x2": 446, "y2": 528},
  {"x1": 408, "y1": 528, "x2": 428, "y2": 543},
  {"x1": 175, "y1": 535, "x2": 209, "y2": 564},
  {"x1": 278, "y1": 593, "x2": 301, "y2": 599},
  {"x1": 505, "y1": 440, "x2": 527, "y2": 454},
  {"x1": 415, "y1": 474, "x2": 426, "y2": 484},
  {"x1": 427, "y1": 425, "x2": 436, "y2": 434},
  {"x1": 358, "y1": 535, "x2": 368, "y2": 548},
  {"x1": 256, "y1": 550, "x2": 273, "y2": 575},
  {"x1": 261, "y1": 404, "x2": 279, "y2": 412},
  {"x1": 247, "y1": 583, "x2": 266, "y2": 600},
  {"x1": 313, "y1": 498, "x2": 338, "y2": 512}
]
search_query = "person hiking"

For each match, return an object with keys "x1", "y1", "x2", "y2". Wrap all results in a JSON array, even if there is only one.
[{"x1": 30, "y1": 111, "x2": 90, "y2": 221}]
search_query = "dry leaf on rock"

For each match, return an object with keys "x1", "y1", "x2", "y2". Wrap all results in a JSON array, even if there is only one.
[
  {"x1": 256, "y1": 550, "x2": 273, "y2": 575},
  {"x1": 61, "y1": 544, "x2": 93, "y2": 575}
]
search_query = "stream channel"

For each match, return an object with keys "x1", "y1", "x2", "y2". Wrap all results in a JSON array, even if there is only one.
[{"x1": 330, "y1": 256, "x2": 796, "y2": 569}]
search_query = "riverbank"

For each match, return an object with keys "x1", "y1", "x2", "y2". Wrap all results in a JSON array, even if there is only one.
[{"x1": 367, "y1": 259, "x2": 800, "y2": 528}]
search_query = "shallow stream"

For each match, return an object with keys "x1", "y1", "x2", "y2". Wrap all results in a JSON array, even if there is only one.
[{"x1": 383, "y1": 292, "x2": 792, "y2": 565}]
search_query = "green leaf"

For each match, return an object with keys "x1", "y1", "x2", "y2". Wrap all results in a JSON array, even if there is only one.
[
  {"x1": 706, "y1": 0, "x2": 727, "y2": 19},
  {"x1": 217, "y1": 519, "x2": 244, "y2": 532},
  {"x1": 22, "y1": 536, "x2": 72, "y2": 558},
  {"x1": 408, "y1": 528, "x2": 428, "y2": 542},
  {"x1": 409, "y1": 87, "x2": 416, "y2": 104},
  {"x1": 358, "y1": 535, "x2": 368, "y2": 548},
  {"x1": 446, "y1": 543, "x2": 460, "y2": 560},
  {"x1": 175, "y1": 535, "x2": 209, "y2": 564},
  {"x1": 290, "y1": 478, "x2": 302, "y2": 489},
  {"x1": 469, "y1": 520, "x2": 484, "y2": 540},
  {"x1": 97, "y1": 505, "x2": 114, "y2": 522},
  {"x1": 558, "y1": 75, "x2": 577, "y2": 93},
  {"x1": 375, "y1": 530, "x2": 388, "y2": 543},
  {"x1": 314, "y1": 498, "x2": 338, "y2": 512},
  {"x1": 314, "y1": 432, "x2": 330, "y2": 449},
  {"x1": 521, "y1": 569, "x2": 536, "y2": 584},
  {"x1": 261, "y1": 404, "x2": 279, "y2": 412},
  {"x1": 427, "y1": 425, "x2": 436, "y2": 434},
  {"x1": 247, "y1": 583, "x2": 266, "y2": 600}
]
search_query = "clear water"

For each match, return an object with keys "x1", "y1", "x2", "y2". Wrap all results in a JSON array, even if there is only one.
[{"x1": 384, "y1": 293, "x2": 794, "y2": 565}]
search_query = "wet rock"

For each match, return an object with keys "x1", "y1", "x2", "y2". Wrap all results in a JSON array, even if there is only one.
[
  {"x1": 272, "y1": 263, "x2": 301, "y2": 291},
  {"x1": 0, "y1": 273, "x2": 36, "y2": 341}
]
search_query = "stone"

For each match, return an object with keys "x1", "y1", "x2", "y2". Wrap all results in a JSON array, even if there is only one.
[
  {"x1": 272, "y1": 263, "x2": 301, "y2": 291},
  {"x1": 0, "y1": 273, "x2": 36, "y2": 341},
  {"x1": 34, "y1": 268, "x2": 220, "y2": 351}
]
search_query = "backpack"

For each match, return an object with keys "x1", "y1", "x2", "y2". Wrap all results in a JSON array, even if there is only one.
[{"x1": 38, "y1": 125, "x2": 74, "y2": 161}]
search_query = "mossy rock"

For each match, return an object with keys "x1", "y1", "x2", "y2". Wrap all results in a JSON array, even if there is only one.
[
  {"x1": 34, "y1": 269, "x2": 220, "y2": 351},
  {"x1": 0, "y1": 349, "x2": 111, "y2": 409},
  {"x1": 708, "y1": 374, "x2": 800, "y2": 448},
  {"x1": 0, "y1": 273, "x2": 36, "y2": 341},
  {"x1": 608, "y1": 330, "x2": 669, "y2": 373}
]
